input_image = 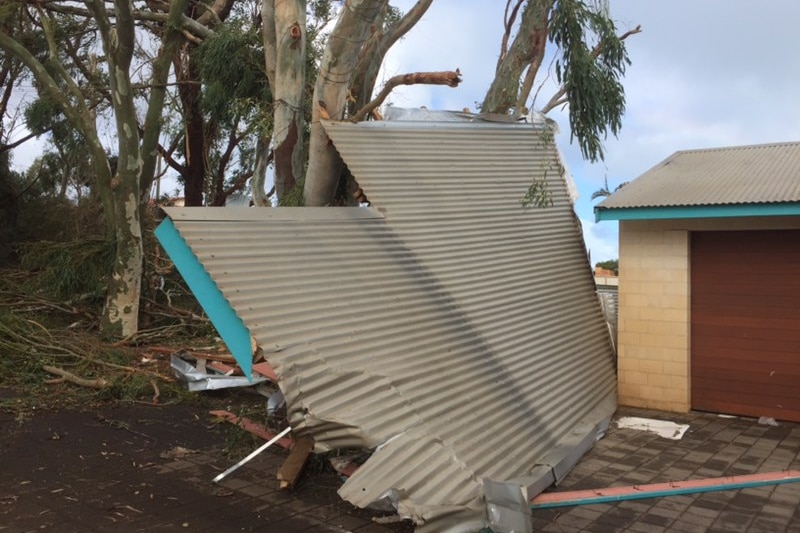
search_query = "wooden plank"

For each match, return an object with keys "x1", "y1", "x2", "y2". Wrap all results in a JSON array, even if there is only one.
[
  {"x1": 277, "y1": 436, "x2": 315, "y2": 490},
  {"x1": 530, "y1": 470, "x2": 800, "y2": 509},
  {"x1": 209, "y1": 410, "x2": 294, "y2": 449}
]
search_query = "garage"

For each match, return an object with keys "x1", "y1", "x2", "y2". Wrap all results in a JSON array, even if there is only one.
[
  {"x1": 595, "y1": 141, "x2": 800, "y2": 415},
  {"x1": 691, "y1": 230, "x2": 800, "y2": 421}
]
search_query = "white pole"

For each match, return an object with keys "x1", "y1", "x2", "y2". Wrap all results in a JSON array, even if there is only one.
[{"x1": 212, "y1": 426, "x2": 292, "y2": 484}]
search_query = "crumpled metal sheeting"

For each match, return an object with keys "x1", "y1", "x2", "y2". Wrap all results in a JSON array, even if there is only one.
[
  {"x1": 340, "y1": 428, "x2": 481, "y2": 508},
  {"x1": 169, "y1": 354, "x2": 268, "y2": 391},
  {"x1": 281, "y1": 360, "x2": 427, "y2": 451},
  {"x1": 160, "y1": 119, "x2": 617, "y2": 532}
]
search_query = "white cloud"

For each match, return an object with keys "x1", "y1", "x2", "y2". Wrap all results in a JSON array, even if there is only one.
[{"x1": 580, "y1": 217, "x2": 619, "y2": 264}]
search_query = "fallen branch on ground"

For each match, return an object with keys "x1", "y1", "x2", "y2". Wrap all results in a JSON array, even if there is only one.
[
  {"x1": 93, "y1": 360, "x2": 175, "y2": 382},
  {"x1": 150, "y1": 379, "x2": 160, "y2": 404},
  {"x1": 43, "y1": 365, "x2": 109, "y2": 389}
]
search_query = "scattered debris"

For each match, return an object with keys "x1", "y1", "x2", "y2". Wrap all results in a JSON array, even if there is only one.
[
  {"x1": 209, "y1": 410, "x2": 293, "y2": 449},
  {"x1": 0, "y1": 495, "x2": 19, "y2": 505},
  {"x1": 277, "y1": 436, "x2": 315, "y2": 490},
  {"x1": 266, "y1": 389, "x2": 285, "y2": 415},
  {"x1": 110, "y1": 503, "x2": 144, "y2": 514},
  {"x1": 160, "y1": 446, "x2": 198, "y2": 460},
  {"x1": 372, "y1": 514, "x2": 407, "y2": 524},
  {"x1": 170, "y1": 353, "x2": 276, "y2": 391},
  {"x1": 213, "y1": 426, "x2": 292, "y2": 484},
  {"x1": 150, "y1": 379, "x2": 160, "y2": 404},
  {"x1": 329, "y1": 454, "x2": 363, "y2": 479},
  {"x1": 616, "y1": 416, "x2": 689, "y2": 440}
]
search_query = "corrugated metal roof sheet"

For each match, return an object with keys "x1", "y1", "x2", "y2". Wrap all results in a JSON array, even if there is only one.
[
  {"x1": 597, "y1": 141, "x2": 800, "y2": 209},
  {"x1": 159, "y1": 119, "x2": 616, "y2": 532}
]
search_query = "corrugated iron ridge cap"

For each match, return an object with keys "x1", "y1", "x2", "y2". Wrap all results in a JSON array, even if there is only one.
[
  {"x1": 667, "y1": 141, "x2": 800, "y2": 155},
  {"x1": 322, "y1": 117, "x2": 553, "y2": 131},
  {"x1": 596, "y1": 140, "x2": 800, "y2": 210},
  {"x1": 669, "y1": 139, "x2": 800, "y2": 156},
  {"x1": 161, "y1": 206, "x2": 385, "y2": 221}
]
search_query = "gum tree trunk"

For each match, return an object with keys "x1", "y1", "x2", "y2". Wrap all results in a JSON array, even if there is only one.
[
  {"x1": 89, "y1": 0, "x2": 143, "y2": 336},
  {"x1": 482, "y1": 0, "x2": 554, "y2": 116},
  {"x1": 303, "y1": 0, "x2": 387, "y2": 206},
  {"x1": 1, "y1": 0, "x2": 188, "y2": 338},
  {"x1": 262, "y1": 0, "x2": 307, "y2": 202}
]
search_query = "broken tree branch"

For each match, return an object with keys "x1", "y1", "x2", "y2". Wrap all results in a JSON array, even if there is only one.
[
  {"x1": 92, "y1": 360, "x2": 175, "y2": 382},
  {"x1": 43, "y1": 365, "x2": 109, "y2": 389},
  {"x1": 497, "y1": 0, "x2": 525, "y2": 72},
  {"x1": 349, "y1": 69, "x2": 462, "y2": 123},
  {"x1": 151, "y1": 379, "x2": 160, "y2": 404}
]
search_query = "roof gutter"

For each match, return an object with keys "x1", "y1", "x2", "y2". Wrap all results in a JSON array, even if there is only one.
[{"x1": 595, "y1": 202, "x2": 800, "y2": 222}]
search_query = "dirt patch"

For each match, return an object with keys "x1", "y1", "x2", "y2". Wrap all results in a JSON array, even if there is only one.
[{"x1": 0, "y1": 388, "x2": 412, "y2": 532}]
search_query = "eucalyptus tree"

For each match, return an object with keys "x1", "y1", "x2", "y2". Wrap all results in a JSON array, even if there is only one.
[
  {"x1": 159, "y1": 0, "x2": 274, "y2": 207},
  {"x1": 264, "y1": 0, "x2": 455, "y2": 206},
  {"x1": 483, "y1": 0, "x2": 639, "y2": 162},
  {"x1": 0, "y1": 0, "x2": 637, "y2": 337},
  {"x1": 0, "y1": 1, "x2": 44, "y2": 156},
  {"x1": 259, "y1": 0, "x2": 637, "y2": 207},
  {"x1": 0, "y1": 0, "x2": 189, "y2": 336}
]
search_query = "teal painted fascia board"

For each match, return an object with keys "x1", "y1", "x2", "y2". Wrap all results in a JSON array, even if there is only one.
[
  {"x1": 595, "y1": 203, "x2": 800, "y2": 222},
  {"x1": 154, "y1": 218, "x2": 253, "y2": 379}
]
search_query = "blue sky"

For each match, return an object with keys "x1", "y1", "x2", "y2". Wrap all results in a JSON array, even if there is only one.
[
  {"x1": 8, "y1": 1, "x2": 800, "y2": 262},
  {"x1": 381, "y1": 0, "x2": 800, "y2": 262}
]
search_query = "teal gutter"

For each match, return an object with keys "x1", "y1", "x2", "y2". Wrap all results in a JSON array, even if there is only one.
[
  {"x1": 594, "y1": 202, "x2": 800, "y2": 222},
  {"x1": 154, "y1": 218, "x2": 254, "y2": 379}
]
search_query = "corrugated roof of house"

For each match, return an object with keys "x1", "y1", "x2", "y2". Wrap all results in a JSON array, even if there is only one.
[
  {"x1": 597, "y1": 141, "x2": 800, "y2": 210},
  {"x1": 157, "y1": 119, "x2": 616, "y2": 532}
]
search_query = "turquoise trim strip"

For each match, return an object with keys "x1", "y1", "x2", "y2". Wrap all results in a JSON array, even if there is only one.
[
  {"x1": 530, "y1": 475, "x2": 800, "y2": 509},
  {"x1": 594, "y1": 203, "x2": 800, "y2": 222},
  {"x1": 154, "y1": 218, "x2": 253, "y2": 379}
]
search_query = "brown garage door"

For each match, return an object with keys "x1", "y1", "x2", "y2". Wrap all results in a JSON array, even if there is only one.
[{"x1": 691, "y1": 230, "x2": 800, "y2": 421}]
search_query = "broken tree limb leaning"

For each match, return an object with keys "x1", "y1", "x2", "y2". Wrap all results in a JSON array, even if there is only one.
[
  {"x1": 350, "y1": 69, "x2": 462, "y2": 122},
  {"x1": 213, "y1": 426, "x2": 292, "y2": 484}
]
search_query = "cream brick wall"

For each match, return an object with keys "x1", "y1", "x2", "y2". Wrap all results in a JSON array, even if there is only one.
[
  {"x1": 617, "y1": 216, "x2": 800, "y2": 413},
  {"x1": 617, "y1": 222, "x2": 690, "y2": 412}
]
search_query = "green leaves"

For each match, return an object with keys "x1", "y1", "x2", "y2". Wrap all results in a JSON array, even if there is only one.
[
  {"x1": 549, "y1": 0, "x2": 631, "y2": 162},
  {"x1": 194, "y1": 21, "x2": 270, "y2": 124}
]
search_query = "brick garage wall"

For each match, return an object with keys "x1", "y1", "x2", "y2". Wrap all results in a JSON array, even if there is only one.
[
  {"x1": 617, "y1": 216, "x2": 800, "y2": 413},
  {"x1": 618, "y1": 221, "x2": 690, "y2": 412}
]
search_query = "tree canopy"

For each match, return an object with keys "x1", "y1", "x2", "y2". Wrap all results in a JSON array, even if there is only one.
[{"x1": 0, "y1": 0, "x2": 637, "y2": 337}]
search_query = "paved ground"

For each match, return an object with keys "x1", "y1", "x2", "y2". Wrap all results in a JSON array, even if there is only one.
[
  {"x1": 532, "y1": 406, "x2": 800, "y2": 532},
  {"x1": 3, "y1": 395, "x2": 800, "y2": 532},
  {"x1": 0, "y1": 399, "x2": 411, "y2": 533}
]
